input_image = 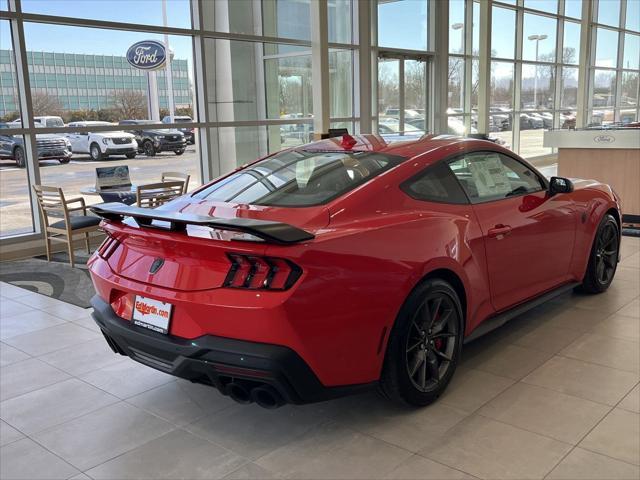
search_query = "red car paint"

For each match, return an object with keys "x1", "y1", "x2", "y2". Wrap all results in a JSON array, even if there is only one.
[{"x1": 88, "y1": 134, "x2": 621, "y2": 387}]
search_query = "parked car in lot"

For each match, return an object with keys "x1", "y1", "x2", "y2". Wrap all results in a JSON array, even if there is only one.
[
  {"x1": 280, "y1": 124, "x2": 313, "y2": 144},
  {"x1": 8, "y1": 115, "x2": 65, "y2": 128},
  {"x1": 162, "y1": 115, "x2": 195, "y2": 144},
  {"x1": 528, "y1": 112, "x2": 553, "y2": 129},
  {"x1": 0, "y1": 122, "x2": 72, "y2": 167},
  {"x1": 119, "y1": 120, "x2": 187, "y2": 156},
  {"x1": 379, "y1": 117, "x2": 423, "y2": 136},
  {"x1": 89, "y1": 134, "x2": 621, "y2": 409},
  {"x1": 489, "y1": 107, "x2": 512, "y2": 131},
  {"x1": 560, "y1": 112, "x2": 576, "y2": 129},
  {"x1": 520, "y1": 113, "x2": 544, "y2": 129},
  {"x1": 66, "y1": 121, "x2": 138, "y2": 161}
]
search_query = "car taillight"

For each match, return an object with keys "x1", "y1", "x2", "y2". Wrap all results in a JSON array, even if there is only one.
[
  {"x1": 97, "y1": 234, "x2": 120, "y2": 260},
  {"x1": 110, "y1": 290, "x2": 134, "y2": 320},
  {"x1": 224, "y1": 254, "x2": 302, "y2": 290}
]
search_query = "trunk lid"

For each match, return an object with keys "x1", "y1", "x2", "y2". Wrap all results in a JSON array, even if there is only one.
[{"x1": 101, "y1": 197, "x2": 329, "y2": 291}]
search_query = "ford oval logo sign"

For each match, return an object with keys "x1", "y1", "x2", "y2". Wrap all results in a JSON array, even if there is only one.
[
  {"x1": 594, "y1": 134, "x2": 615, "y2": 144},
  {"x1": 126, "y1": 40, "x2": 167, "y2": 71}
]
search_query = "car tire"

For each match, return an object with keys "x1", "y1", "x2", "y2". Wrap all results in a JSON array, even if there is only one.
[
  {"x1": 14, "y1": 146, "x2": 25, "y2": 168},
  {"x1": 58, "y1": 158, "x2": 70, "y2": 164},
  {"x1": 175, "y1": 149, "x2": 185, "y2": 156},
  {"x1": 379, "y1": 278, "x2": 464, "y2": 407},
  {"x1": 579, "y1": 214, "x2": 620, "y2": 294},
  {"x1": 143, "y1": 140, "x2": 156, "y2": 157},
  {"x1": 90, "y1": 143, "x2": 103, "y2": 161},
  {"x1": 125, "y1": 153, "x2": 136, "y2": 159}
]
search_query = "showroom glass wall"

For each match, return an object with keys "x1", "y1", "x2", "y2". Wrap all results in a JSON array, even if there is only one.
[
  {"x1": 588, "y1": 0, "x2": 640, "y2": 125},
  {"x1": 449, "y1": 0, "x2": 584, "y2": 159},
  {"x1": 377, "y1": 0, "x2": 432, "y2": 138},
  {"x1": 2, "y1": 0, "x2": 638, "y2": 242},
  {"x1": 0, "y1": 0, "x2": 201, "y2": 239},
  {"x1": 0, "y1": 0, "x2": 362, "y2": 241},
  {"x1": 447, "y1": 0, "x2": 640, "y2": 162}
]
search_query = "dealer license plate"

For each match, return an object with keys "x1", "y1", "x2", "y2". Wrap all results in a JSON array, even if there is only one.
[{"x1": 133, "y1": 295, "x2": 172, "y2": 334}]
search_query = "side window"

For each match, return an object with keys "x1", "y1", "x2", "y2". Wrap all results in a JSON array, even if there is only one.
[
  {"x1": 448, "y1": 152, "x2": 544, "y2": 203},
  {"x1": 401, "y1": 161, "x2": 468, "y2": 204}
]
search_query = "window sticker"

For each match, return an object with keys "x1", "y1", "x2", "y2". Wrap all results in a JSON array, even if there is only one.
[{"x1": 467, "y1": 154, "x2": 511, "y2": 198}]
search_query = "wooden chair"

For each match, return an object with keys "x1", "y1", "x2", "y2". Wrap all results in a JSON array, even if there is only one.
[
  {"x1": 161, "y1": 172, "x2": 191, "y2": 194},
  {"x1": 136, "y1": 181, "x2": 184, "y2": 208},
  {"x1": 32, "y1": 185, "x2": 101, "y2": 268}
]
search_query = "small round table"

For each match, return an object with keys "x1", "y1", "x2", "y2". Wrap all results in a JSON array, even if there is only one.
[
  {"x1": 81, "y1": 185, "x2": 179, "y2": 206},
  {"x1": 80, "y1": 186, "x2": 139, "y2": 205},
  {"x1": 80, "y1": 186, "x2": 137, "y2": 196}
]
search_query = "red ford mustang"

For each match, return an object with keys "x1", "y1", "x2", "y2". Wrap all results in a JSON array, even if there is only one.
[{"x1": 88, "y1": 134, "x2": 622, "y2": 409}]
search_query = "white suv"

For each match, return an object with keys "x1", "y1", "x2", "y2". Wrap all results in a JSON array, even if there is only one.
[
  {"x1": 8, "y1": 116, "x2": 66, "y2": 128},
  {"x1": 66, "y1": 121, "x2": 138, "y2": 160}
]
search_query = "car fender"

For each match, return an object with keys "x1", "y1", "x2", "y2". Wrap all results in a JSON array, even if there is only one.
[
  {"x1": 92, "y1": 136, "x2": 109, "y2": 153},
  {"x1": 568, "y1": 181, "x2": 621, "y2": 281},
  {"x1": 415, "y1": 256, "x2": 471, "y2": 304}
]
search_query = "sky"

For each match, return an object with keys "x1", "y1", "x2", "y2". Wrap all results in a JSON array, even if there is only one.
[{"x1": 1, "y1": 0, "x2": 194, "y2": 61}]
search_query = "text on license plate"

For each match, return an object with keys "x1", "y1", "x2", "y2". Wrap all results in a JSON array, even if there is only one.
[{"x1": 133, "y1": 296, "x2": 172, "y2": 334}]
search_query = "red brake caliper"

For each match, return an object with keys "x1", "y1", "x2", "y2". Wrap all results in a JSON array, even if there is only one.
[{"x1": 433, "y1": 310, "x2": 444, "y2": 350}]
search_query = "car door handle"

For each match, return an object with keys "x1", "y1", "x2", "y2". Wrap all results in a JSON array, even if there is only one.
[{"x1": 488, "y1": 224, "x2": 512, "y2": 238}]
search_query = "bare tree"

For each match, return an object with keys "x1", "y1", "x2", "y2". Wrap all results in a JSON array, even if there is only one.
[
  {"x1": 108, "y1": 90, "x2": 148, "y2": 120},
  {"x1": 31, "y1": 91, "x2": 63, "y2": 116}
]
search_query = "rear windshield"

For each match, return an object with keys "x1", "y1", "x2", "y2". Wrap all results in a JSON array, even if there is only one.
[{"x1": 193, "y1": 150, "x2": 405, "y2": 206}]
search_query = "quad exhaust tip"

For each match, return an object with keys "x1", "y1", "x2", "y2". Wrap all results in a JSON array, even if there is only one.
[
  {"x1": 250, "y1": 385, "x2": 285, "y2": 409},
  {"x1": 224, "y1": 382, "x2": 285, "y2": 409},
  {"x1": 225, "y1": 382, "x2": 252, "y2": 404}
]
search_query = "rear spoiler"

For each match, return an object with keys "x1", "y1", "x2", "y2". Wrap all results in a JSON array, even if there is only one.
[{"x1": 90, "y1": 202, "x2": 315, "y2": 245}]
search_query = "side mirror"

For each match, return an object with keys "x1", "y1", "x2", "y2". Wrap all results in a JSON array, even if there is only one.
[{"x1": 549, "y1": 176, "x2": 574, "y2": 196}]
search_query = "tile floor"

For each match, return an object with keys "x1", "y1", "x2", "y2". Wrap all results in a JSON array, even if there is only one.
[{"x1": 0, "y1": 237, "x2": 638, "y2": 480}]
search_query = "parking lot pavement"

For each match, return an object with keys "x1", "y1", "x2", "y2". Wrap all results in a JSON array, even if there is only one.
[{"x1": 0, "y1": 148, "x2": 200, "y2": 236}]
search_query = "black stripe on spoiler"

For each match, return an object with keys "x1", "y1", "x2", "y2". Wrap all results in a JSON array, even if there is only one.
[{"x1": 90, "y1": 202, "x2": 315, "y2": 245}]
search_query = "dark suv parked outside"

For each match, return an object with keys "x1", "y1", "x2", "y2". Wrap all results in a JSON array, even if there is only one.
[
  {"x1": 161, "y1": 115, "x2": 195, "y2": 144},
  {"x1": 0, "y1": 123, "x2": 72, "y2": 167},
  {"x1": 119, "y1": 120, "x2": 187, "y2": 156}
]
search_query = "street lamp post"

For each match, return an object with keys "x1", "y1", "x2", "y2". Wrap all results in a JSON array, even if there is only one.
[
  {"x1": 162, "y1": 0, "x2": 175, "y2": 121},
  {"x1": 528, "y1": 34, "x2": 548, "y2": 108},
  {"x1": 452, "y1": 23, "x2": 464, "y2": 109}
]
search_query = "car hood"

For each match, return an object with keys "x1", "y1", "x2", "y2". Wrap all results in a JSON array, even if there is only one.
[
  {"x1": 35, "y1": 133, "x2": 67, "y2": 141},
  {"x1": 157, "y1": 195, "x2": 331, "y2": 233},
  {"x1": 99, "y1": 131, "x2": 136, "y2": 139},
  {"x1": 146, "y1": 129, "x2": 183, "y2": 136}
]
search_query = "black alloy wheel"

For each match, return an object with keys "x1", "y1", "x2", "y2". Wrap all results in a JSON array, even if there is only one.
[
  {"x1": 405, "y1": 292, "x2": 459, "y2": 393},
  {"x1": 14, "y1": 147, "x2": 25, "y2": 168},
  {"x1": 143, "y1": 140, "x2": 156, "y2": 157},
  {"x1": 175, "y1": 149, "x2": 185, "y2": 156},
  {"x1": 580, "y1": 214, "x2": 620, "y2": 293},
  {"x1": 380, "y1": 278, "x2": 463, "y2": 406},
  {"x1": 594, "y1": 221, "x2": 618, "y2": 285}
]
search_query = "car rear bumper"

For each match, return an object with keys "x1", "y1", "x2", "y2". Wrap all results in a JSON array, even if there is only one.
[{"x1": 91, "y1": 295, "x2": 372, "y2": 405}]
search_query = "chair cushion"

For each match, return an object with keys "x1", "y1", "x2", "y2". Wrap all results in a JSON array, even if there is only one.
[{"x1": 50, "y1": 215, "x2": 101, "y2": 230}]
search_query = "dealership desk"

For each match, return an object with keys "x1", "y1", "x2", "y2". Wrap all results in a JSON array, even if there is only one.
[{"x1": 544, "y1": 129, "x2": 640, "y2": 223}]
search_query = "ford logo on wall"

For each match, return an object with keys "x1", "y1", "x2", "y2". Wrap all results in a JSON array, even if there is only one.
[
  {"x1": 126, "y1": 40, "x2": 167, "y2": 70},
  {"x1": 594, "y1": 134, "x2": 615, "y2": 144}
]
